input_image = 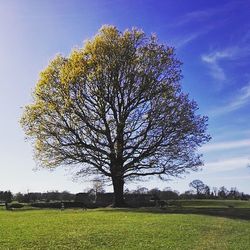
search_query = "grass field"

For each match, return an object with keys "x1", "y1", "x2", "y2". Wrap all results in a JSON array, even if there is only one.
[
  {"x1": 0, "y1": 202, "x2": 250, "y2": 250},
  {"x1": 171, "y1": 199, "x2": 250, "y2": 208}
]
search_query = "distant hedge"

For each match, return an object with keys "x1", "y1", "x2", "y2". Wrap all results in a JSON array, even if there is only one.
[
  {"x1": 30, "y1": 202, "x2": 93, "y2": 209},
  {"x1": 8, "y1": 203, "x2": 24, "y2": 209}
]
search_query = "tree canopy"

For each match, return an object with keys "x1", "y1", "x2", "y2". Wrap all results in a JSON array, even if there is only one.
[
  {"x1": 21, "y1": 25, "x2": 210, "y2": 207},
  {"x1": 189, "y1": 179, "x2": 206, "y2": 195}
]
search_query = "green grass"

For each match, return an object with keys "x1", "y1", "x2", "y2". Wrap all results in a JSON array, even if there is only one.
[
  {"x1": 0, "y1": 208, "x2": 249, "y2": 249},
  {"x1": 174, "y1": 199, "x2": 250, "y2": 208},
  {"x1": 158, "y1": 200, "x2": 250, "y2": 220}
]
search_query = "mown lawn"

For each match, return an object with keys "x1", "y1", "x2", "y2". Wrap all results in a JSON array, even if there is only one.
[
  {"x1": 174, "y1": 199, "x2": 250, "y2": 208},
  {"x1": 0, "y1": 208, "x2": 249, "y2": 249}
]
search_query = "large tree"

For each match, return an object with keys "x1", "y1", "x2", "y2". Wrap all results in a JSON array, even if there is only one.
[
  {"x1": 189, "y1": 179, "x2": 206, "y2": 195},
  {"x1": 21, "y1": 26, "x2": 210, "y2": 207}
]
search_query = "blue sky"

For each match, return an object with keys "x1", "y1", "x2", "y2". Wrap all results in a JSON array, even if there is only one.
[{"x1": 0, "y1": 0, "x2": 250, "y2": 194}]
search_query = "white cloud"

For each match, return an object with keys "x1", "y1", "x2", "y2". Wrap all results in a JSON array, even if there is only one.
[
  {"x1": 201, "y1": 139, "x2": 250, "y2": 152},
  {"x1": 210, "y1": 83, "x2": 250, "y2": 116},
  {"x1": 205, "y1": 156, "x2": 250, "y2": 173},
  {"x1": 227, "y1": 83, "x2": 250, "y2": 108},
  {"x1": 201, "y1": 47, "x2": 239, "y2": 81},
  {"x1": 202, "y1": 44, "x2": 250, "y2": 81}
]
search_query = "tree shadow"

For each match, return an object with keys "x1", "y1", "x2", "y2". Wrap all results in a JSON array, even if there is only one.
[
  {"x1": 4, "y1": 205, "x2": 250, "y2": 220},
  {"x1": 98, "y1": 207, "x2": 250, "y2": 221}
]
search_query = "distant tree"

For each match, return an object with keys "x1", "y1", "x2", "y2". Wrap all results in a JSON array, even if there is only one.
[
  {"x1": 93, "y1": 179, "x2": 105, "y2": 194},
  {"x1": 160, "y1": 190, "x2": 179, "y2": 200},
  {"x1": 228, "y1": 187, "x2": 240, "y2": 200},
  {"x1": 28, "y1": 192, "x2": 42, "y2": 202},
  {"x1": 15, "y1": 192, "x2": 25, "y2": 203},
  {"x1": 148, "y1": 188, "x2": 161, "y2": 200},
  {"x1": 0, "y1": 191, "x2": 13, "y2": 203},
  {"x1": 203, "y1": 185, "x2": 210, "y2": 197},
  {"x1": 240, "y1": 192, "x2": 248, "y2": 200},
  {"x1": 218, "y1": 186, "x2": 228, "y2": 199},
  {"x1": 189, "y1": 180, "x2": 206, "y2": 196},
  {"x1": 148, "y1": 188, "x2": 161, "y2": 195},
  {"x1": 60, "y1": 191, "x2": 75, "y2": 201},
  {"x1": 212, "y1": 187, "x2": 218, "y2": 197},
  {"x1": 43, "y1": 191, "x2": 62, "y2": 202},
  {"x1": 0, "y1": 191, "x2": 13, "y2": 210},
  {"x1": 179, "y1": 190, "x2": 195, "y2": 199},
  {"x1": 133, "y1": 186, "x2": 148, "y2": 194},
  {"x1": 86, "y1": 178, "x2": 105, "y2": 203},
  {"x1": 124, "y1": 188, "x2": 130, "y2": 194},
  {"x1": 21, "y1": 25, "x2": 210, "y2": 207}
]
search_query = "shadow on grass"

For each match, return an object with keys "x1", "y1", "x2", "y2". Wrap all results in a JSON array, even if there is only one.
[
  {"x1": 3, "y1": 205, "x2": 250, "y2": 220},
  {"x1": 98, "y1": 207, "x2": 250, "y2": 221}
]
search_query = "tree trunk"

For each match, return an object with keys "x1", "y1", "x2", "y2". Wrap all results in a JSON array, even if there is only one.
[{"x1": 112, "y1": 176, "x2": 126, "y2": 207}]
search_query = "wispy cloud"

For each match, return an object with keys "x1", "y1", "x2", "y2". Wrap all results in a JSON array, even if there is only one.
[
  {"x1": 201, "y1": 46, "x2": 250, "y2": 81},
  {"x1": 174, "y1": 33, "x2": 201, "y2": 48},
  {"x1": 202, "y1": 139, "x2": 250, "y2": 152},
  {"x1": 173, "y1": 9, "x2": 218, "y2": 27},
  {"x1": 170, "y1": 1, "x2": 246, "y2": 27},
  {"x1": 205, "y1": 156, "x2": 250, "y2": 173},
  {"x1": 201, "y1": 33, "x2": 250, "y2": 81},
  {"x1": 166, "y1": 2, "x2": 246, "y2": 49},
  {"x1": 168, "y1": 1, "x2": 249, "y2": 49},
  {"x1": 173, "y1": 26, "x2": 214, "y2": 48},
  {"x1": 209, "y1": 83, "x2": 250, "y2": 116},
  {"x1": 172, "y1": 30, "x2": 206, "y2": 48}
]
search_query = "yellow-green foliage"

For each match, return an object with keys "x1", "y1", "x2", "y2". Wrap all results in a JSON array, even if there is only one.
[
  {"x1": 20, "y1": 24, "x2": 210, "y2": 192},
  {"x1": 20, "y1": 25, "x2": 177, "y2": 170}
]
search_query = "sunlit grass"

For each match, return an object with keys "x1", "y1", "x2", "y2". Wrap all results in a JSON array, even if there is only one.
[{"x1": 0, "y1": 208, "x2": 249, "y2": 249}]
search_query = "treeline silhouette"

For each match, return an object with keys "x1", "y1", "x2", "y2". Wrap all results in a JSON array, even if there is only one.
[{"x1": 0, "y1": 183, "x2": 249, "y2": 206}]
